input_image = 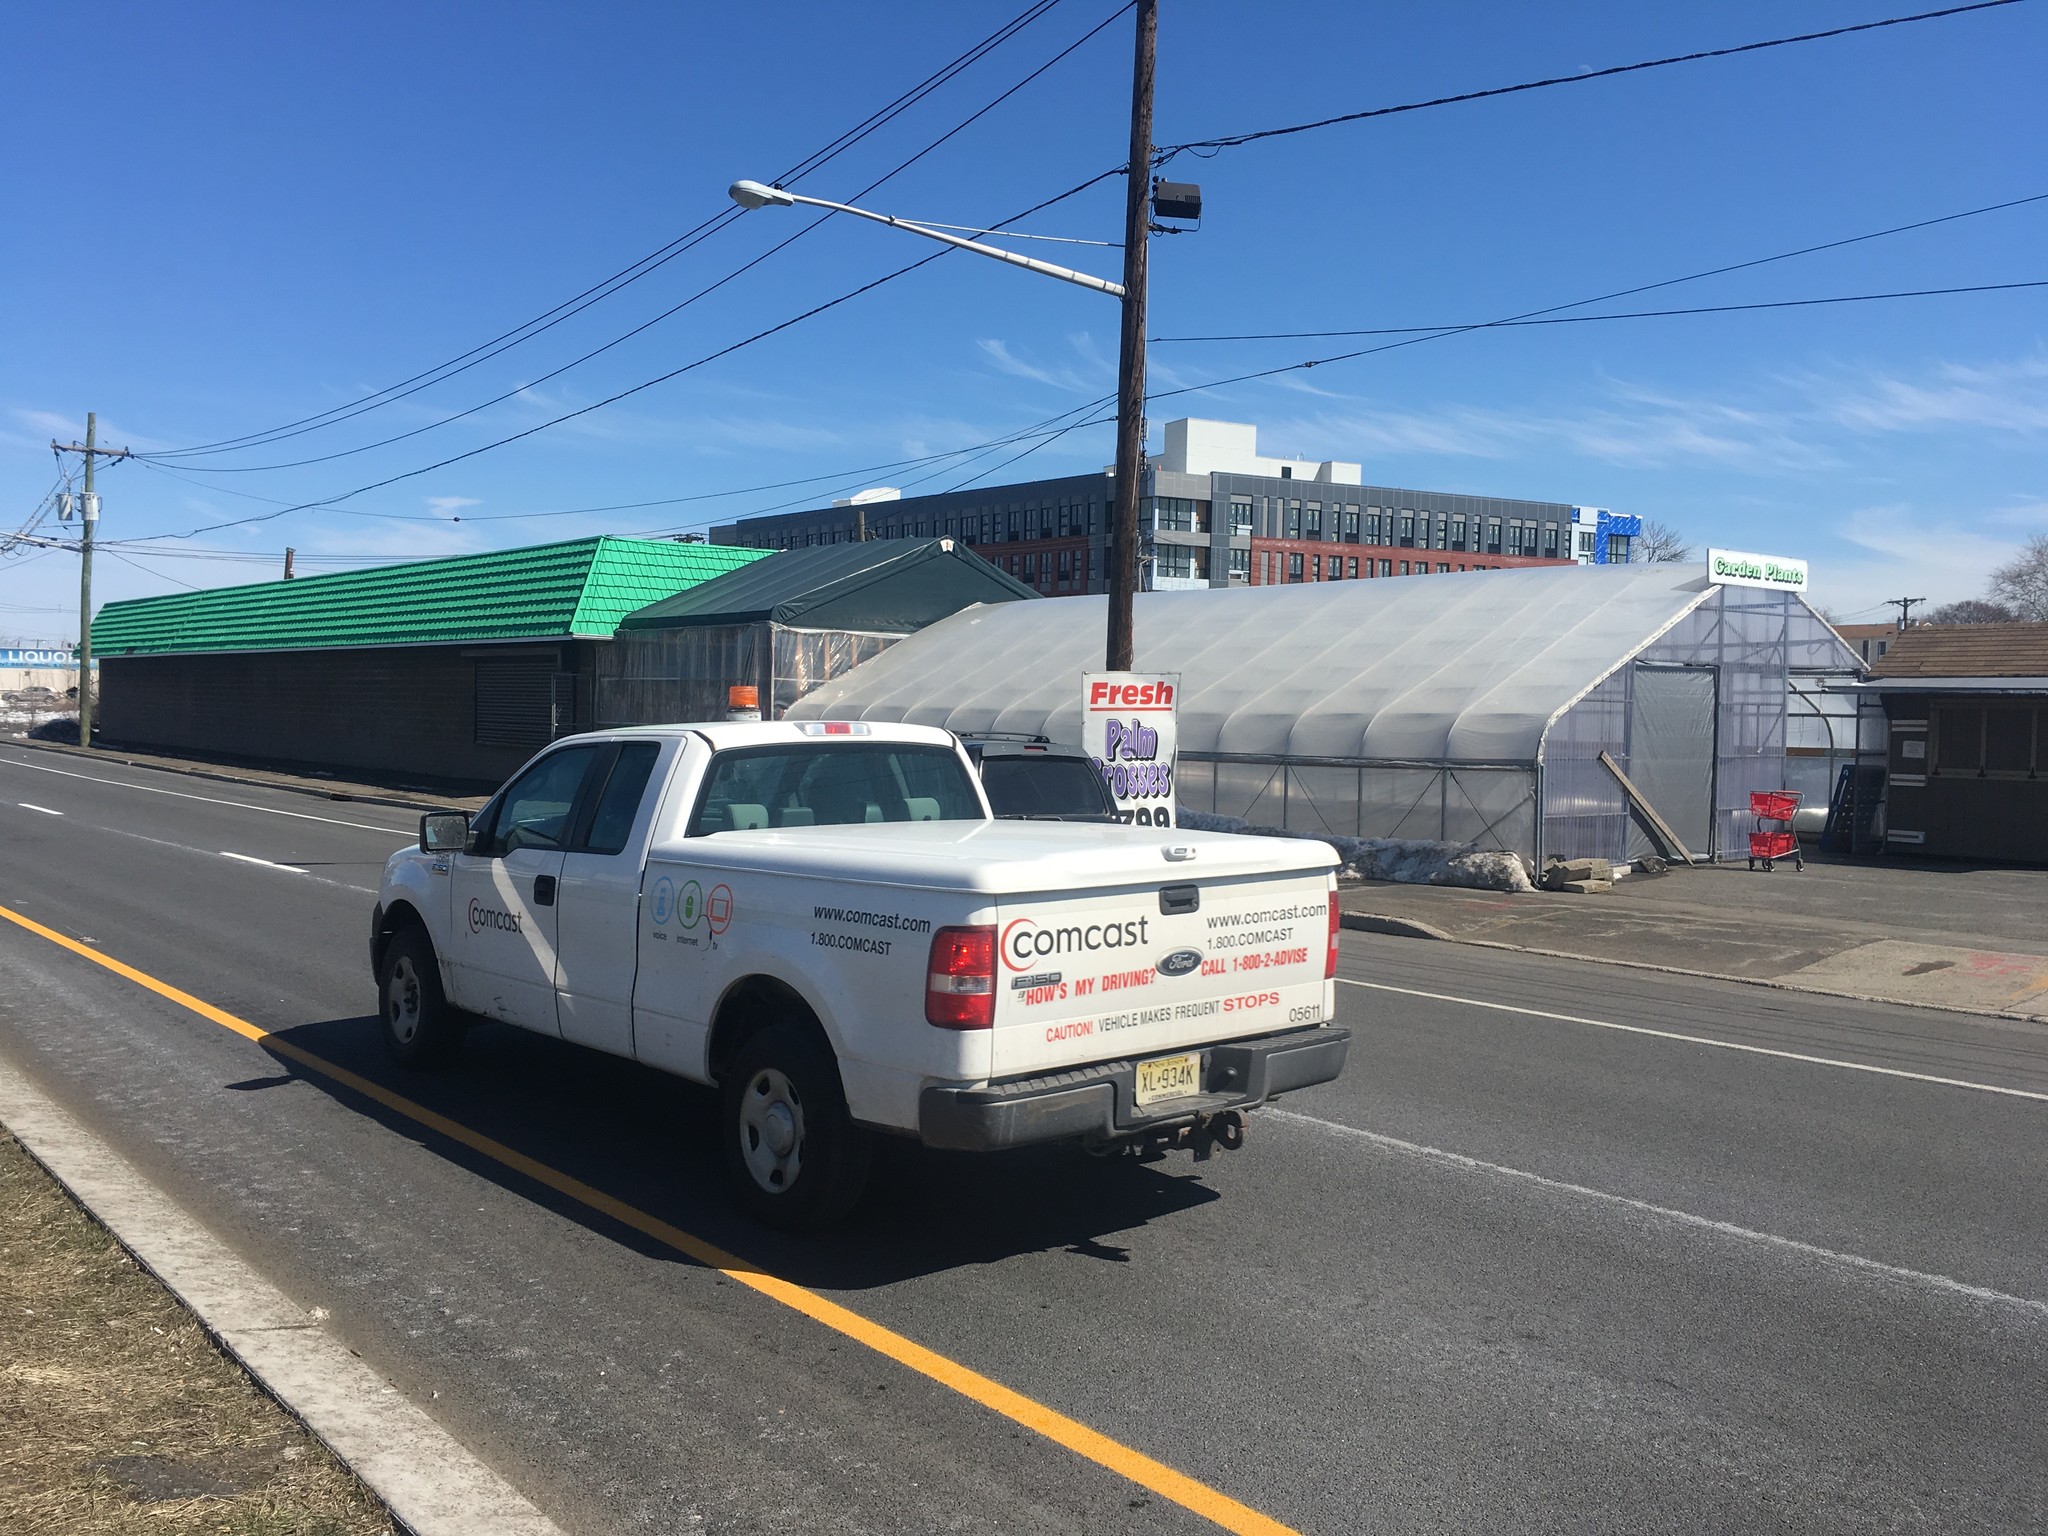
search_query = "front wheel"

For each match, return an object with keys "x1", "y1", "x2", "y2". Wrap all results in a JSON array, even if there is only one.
[
  {"x1": 720, "y1": 1022, "x2": 871, "y2": 1229},
  {"x1": 378, "y1": 926, "x2": 462, "y2": 1069}
]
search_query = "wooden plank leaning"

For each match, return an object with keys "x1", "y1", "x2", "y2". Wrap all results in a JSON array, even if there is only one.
[{"x1": 1597, "y1": 750, "x2": 1703, "y2": 865}]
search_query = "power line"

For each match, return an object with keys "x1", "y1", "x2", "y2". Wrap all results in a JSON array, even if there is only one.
[
  {"x1": 144, "y1": 1, "x2": 1070, "y2": 461},
  {"x1": 145, "y1": 0, "x2": 1133, "y2": 477},
  {"x1": 109, "y1": 161, "x2": 1128, "y2": 547},
  {"x1": 1149, "y1": 190, "x2": 2048, "y2": 344},
  {"x1": 1154, "y1": 1, "x2": 2028, "y2": 162},
  {"x1": 107, "y1": 185, "x2": 2048, "y2": 552},
  {"x1": 1150, "y1": 278, "x2": 2048, "y2": 343}
]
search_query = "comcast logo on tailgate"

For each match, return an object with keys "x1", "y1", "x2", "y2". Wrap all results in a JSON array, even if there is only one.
[{"x1": 1001, "y1": 915, "x2": 1152, "y2": 971}]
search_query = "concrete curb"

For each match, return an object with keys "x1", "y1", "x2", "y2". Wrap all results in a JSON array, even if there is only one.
[
  {"x1": 1339, "y1": 912, "x2": 1453, "y2": 942},
  {"x1": 7, "y1": 737, "x2": 457, "y2": 814},
  {"x1": 0, "y1": 1057, "x2": 563, "y2": 1536},
  {"x1": 1339, "y1": 910, "x2": 2048, "y2": 1028}
]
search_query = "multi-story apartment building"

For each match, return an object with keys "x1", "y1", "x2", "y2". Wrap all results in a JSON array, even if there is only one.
[{"x1": 713, "y1": 419, "x2": 1601, "y2": 595}]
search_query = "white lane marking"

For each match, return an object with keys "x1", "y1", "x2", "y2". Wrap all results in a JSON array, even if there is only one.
[
  {"x1": 1339, "y1": 976, "x2": 2048, "y2": 1104},
  {"x1": 221, "y1": 851, "x2": 309, "y2": 874},
  {"x1": 108, "y1": 826, "x2": 373, "y2": 895},
  {"x1": 0, "y1": 754, "x2": 417, "y2": 835},
  {"x1": 1268, "y1": 1109, "x2": 2048, "y2": 1318},
  {"x1": 18, "y1": 802, "x2": 62, "y2": 816}
]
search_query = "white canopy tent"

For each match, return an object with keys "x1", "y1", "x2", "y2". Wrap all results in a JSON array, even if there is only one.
[{"x1": 790, "y1": 564, "x2": 1862, "y2": 864}]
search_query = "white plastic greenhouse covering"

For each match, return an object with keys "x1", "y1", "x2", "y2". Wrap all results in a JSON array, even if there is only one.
[{"x1": 789, "y1": 564, "x2": 1863, "y2": 863}]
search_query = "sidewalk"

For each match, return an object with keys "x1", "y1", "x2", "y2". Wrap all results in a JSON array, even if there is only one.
[{"x1": 1341, "y1": 851, "x2": 2048, "y2": 1021}]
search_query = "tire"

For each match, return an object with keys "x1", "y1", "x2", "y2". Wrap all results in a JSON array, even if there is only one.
[
  {"x1": 720, "y1": 1021, "x2": 871, "y2": 1229},
  {"x1": 377, "y1": 925, "x2": 462, "y2": 1069}
]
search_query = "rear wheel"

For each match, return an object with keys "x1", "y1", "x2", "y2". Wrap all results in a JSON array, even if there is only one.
[
  {"x1": 721, "y1": 1022, "x2": 870, "y2": 1229},
  {"x1": 378, "y1": 925, "x2": 462, "y2": 1069}
]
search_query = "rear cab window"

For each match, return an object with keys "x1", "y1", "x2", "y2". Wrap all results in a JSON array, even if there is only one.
[
  {"x1": 689, "y1": 742, "x2": 982, "y2": 835},
  {"x1": 978, "y1": 754, "x2": 1115, "y2": 819}
]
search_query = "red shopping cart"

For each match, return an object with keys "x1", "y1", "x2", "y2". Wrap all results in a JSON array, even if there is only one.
[{"x1": 1747, "y1": 790, "x2": 1803, "y2": 872}]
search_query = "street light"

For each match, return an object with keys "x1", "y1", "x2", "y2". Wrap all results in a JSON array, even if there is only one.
[
  {"x1": 728, "y1": 5, "x2": 1158, "y2": 671},
  {"x1": 726, "y1": 181, "x2": 1124, "y2": 298}
]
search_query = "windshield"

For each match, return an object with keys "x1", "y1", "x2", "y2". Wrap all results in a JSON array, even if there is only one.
[
  {"x1": 978, "y1": 755, "x2": 1115, "y2": 819},
  {"x1": 689, "y1": 742, "x2": 984, "y2": 834}
]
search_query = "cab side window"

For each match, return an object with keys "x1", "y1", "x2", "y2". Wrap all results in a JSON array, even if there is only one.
[
  {"x1": 480, "y1": 746, "x2": 603, "y2": 855},
  {"x1": 579, "y1": 743, "x2": 661, "y2": 855}
]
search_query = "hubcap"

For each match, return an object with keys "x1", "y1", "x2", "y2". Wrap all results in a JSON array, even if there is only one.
[
  {"x1": 386, "y1": 955, "x2": 421, "y2": 1044},
  {"x1": 738, "y1": 1067, "x2": 805, "y2": 1194}
]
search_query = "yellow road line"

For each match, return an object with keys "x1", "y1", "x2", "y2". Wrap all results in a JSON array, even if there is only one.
[{"x1": 0, "y1": 900, "x2": 1299, "y2": 1536}]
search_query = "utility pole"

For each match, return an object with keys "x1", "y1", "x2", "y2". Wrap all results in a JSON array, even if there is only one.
[
  {"x1": 1886, "y1": 596, "x2": 1925, "y2": 630},
  {"x1": 1105, "y1": 0, "x2": 1156, "y2": 672},
  {"x1": 283, "y1": 547, "x2": 296, "y2": 580},
  {"x1": 50, "y1": 412, "x2": 132, "y2": 751}
]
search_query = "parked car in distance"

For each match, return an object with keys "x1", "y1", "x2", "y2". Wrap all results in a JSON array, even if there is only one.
[{"x1": 960, "y1": 733, "x2": 1119, "y2": 822}]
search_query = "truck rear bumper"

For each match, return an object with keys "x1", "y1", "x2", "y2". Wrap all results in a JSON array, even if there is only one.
[{"x1": 917, "y1": 1024, "x2": 1350, "y2": 1153}]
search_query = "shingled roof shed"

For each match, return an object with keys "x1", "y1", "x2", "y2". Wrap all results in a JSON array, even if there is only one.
[{"x1": 91, "y1": 536, "x2": 767, "y2": 785}]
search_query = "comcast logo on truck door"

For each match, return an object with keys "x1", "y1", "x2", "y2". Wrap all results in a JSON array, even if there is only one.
[{"x1": 1001, "y1": 915, "x2": 1151, "y2": 971}]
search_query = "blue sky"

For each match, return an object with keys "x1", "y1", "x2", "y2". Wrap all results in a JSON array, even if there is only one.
[{"x1": 4, "y1": 0, "x2": 2044, "y2": 642}]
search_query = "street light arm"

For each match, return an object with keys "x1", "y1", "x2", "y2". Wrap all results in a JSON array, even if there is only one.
[{"x1": 727, "y1": 181, "x2": 1124, "y2": 299}]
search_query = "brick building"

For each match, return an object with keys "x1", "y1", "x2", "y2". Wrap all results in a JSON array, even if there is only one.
[{"x1": 714, "y1": 418, "x2": 1589, "y2": 593}]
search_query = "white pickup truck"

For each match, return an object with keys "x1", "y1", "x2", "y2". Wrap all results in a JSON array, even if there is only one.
[{"x1": 372, "y1": 721, "x2": 1348, "y2": 1226}]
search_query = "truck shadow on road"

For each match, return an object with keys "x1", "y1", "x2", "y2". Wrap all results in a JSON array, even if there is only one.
[{"x1": 262, "y1": 1013, "x2": 1220, "y2": 1288}]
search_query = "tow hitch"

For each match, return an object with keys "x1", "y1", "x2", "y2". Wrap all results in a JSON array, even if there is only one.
[{"x1": 1126, "y1": 1108, "x2": 1248, "y2": 1162}]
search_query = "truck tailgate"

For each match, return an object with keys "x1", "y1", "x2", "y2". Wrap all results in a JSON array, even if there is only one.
[{"x1": 989, "y1": 867, "x2": 1334, "y2": 1079}]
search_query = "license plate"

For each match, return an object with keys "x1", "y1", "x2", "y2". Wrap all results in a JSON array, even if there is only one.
[{"x1": 1134, "y1": 1051, "x2": 1202, "y2": 1107}]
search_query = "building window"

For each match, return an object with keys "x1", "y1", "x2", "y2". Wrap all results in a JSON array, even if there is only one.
[
  {"x1": 1608, "y1": 534, "x2": 1633, "y2": 563},
  {"x1": 1544, "y1": 523, "x2": 1560, "y2": 558},
  {"x1": 1397, "y1": 513, "x2": 1415, "y2": 547},
  {"x1": 1150, "y1": 496, "x2": 1200, "y2": 533},
  {"x1": 1347, "y1": 557, "x2": 1359, "y2": 578},
  {"x1": 1449, "y1": 516, "x2": 1466, "y2": 552},
  {"x1": 1310, "y1": 555, "x2": 1322, "y2": 580},
  {"x1": 1230, "y1": 498, "x2": 1253, "y2": 535},
  {"x1": 1436, "y1": 562, "x2": 1450, "y2": 573},
  {"x1": 1155, "y1": 545, "x2": 1205, "y2": 580},
  {"x1": 1286, "y1": 502, "x2": 1303, "y2": 540},
  {"x1": 1399, "y1": 560, "x2": 1411, "y2": 576},
  {"x1": 1434, "y1": 516, "x2": 1449, "y2": 551},
  {"x1": 1304, "y1": 504, "x2": 1322, "y2": 538},
  {"x1": 1288, "y1": 553, "x2": 1304, "y2": 582},
  {"x1": 1486, "y1": 520, "x2": 1503, "y2": 555},
  {"x1": 1576, "y1": 530, "x2": 1596, "y2": 556},
  {"x1": 1228, "y1": 547, "x2": 1251, "y2": 581},
  {"x1": 1264, "y1": 551, "x2": 1278, "y2": 584},
  {"x1": 1344, "y1": 507, "x2": 1360, "y2": 542}
]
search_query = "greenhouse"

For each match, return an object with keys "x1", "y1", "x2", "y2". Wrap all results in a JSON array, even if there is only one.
[{"x1": 788, "y1": 563, "x2": 1865, "y2": 866}]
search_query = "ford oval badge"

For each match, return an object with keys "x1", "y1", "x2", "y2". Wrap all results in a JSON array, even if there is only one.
[{"x1": 1156, "y1": 949, "x2": 1203, "y2": 978}]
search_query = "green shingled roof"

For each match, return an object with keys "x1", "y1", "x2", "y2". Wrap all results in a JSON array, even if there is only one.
[{"x1": 91, "y1": 536, "x2": 768, "y2": 656}]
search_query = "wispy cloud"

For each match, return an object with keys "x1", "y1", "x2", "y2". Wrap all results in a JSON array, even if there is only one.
[
  {"x1": 1812, "y1": 503, "x2": 2037, "y2": 614},
  {"x1": 975, "y1": 338, "x2": 1101, "y2": 393},
  {"x1": 426, "y1": 495, "x2": 481, "y2": 516},
  {"x1": 1810, "y1": 354, "x2": 2048, "y2": 434}
]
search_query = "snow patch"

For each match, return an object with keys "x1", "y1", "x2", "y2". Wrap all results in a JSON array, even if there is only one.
[{"x1": 1179, "y1": 810, "x2": 1535, "y2": 893}]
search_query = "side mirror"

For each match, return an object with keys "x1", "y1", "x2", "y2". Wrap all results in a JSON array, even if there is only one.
[{"x1": 419, "y1": 810, "x2": 471, "y2": 853}]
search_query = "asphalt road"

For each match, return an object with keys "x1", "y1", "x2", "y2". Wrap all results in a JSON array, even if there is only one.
[{"x1": 2, "y1": 740, "x2": 2044, "y2": 1535}]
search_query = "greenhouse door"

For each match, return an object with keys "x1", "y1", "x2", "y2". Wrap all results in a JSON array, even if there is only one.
[{"x1": 1627, "y1": 664, "x2": 1717, "y2": 861}]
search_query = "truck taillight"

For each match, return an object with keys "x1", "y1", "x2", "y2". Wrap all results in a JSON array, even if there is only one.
[
  {"x1": 927, "y1": 925, "x2": 997, "y2": 1030},
  {"x1": 1326, "y1": 883, "x2": 1340, "y2": 980}
]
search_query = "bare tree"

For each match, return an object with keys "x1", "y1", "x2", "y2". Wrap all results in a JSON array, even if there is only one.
[
  {"x1": 1988, "y1": 533, "x2": 2048, "y2": 620},
  {"x1": 1923, "y1": 598, "x2": 2020, "y2": 625},
  {"x1": 1635, "y1": 519, "x2": 1693, "y2": 563}
]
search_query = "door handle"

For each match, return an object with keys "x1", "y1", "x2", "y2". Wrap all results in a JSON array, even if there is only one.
[{"x1": 532, "y1": 874, "x2": 557, "y2": 907}]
